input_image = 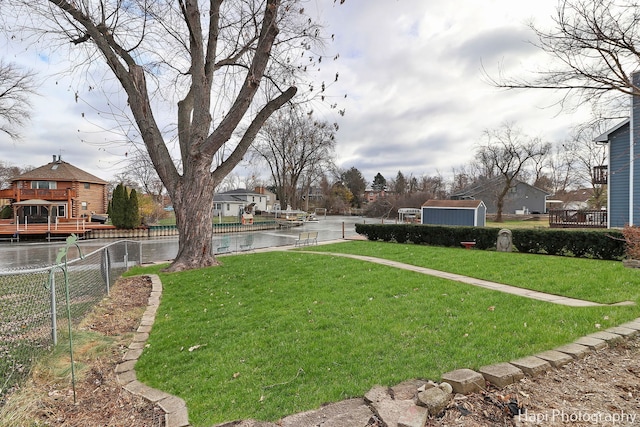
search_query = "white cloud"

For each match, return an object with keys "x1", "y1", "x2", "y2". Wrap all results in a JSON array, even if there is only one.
[{"x1": 1, "y1": 0, "x2": 596, "y2": 187}]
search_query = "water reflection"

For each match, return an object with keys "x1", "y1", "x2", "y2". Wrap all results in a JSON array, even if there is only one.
[{"x1": 0, "y1": 216, "x2": 366, "y2": 270}]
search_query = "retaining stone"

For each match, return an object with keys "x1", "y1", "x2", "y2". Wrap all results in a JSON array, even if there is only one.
[
  {"x1": 509, "y1": 356, "x2": 551, "y2": 377},
  {"x1": 587, "y1": 331, "x2": 624, "y2": 345},
  {"x1": 605, "y1": 326, "x2": 638, "y2": 337},
  {"x1": 115, "y1": 369, "x2": 136, "y2": 385},
  {"x1": 619, "y1": 321, "x2": 640, "y2": 331},
  {"x1": 123, "y1": 348, "x2": 144, "y2": 361},
  {"x1": 479, "y1": 363, "x2": 524, "y2": 388},
  {"x1": 535, "y1": 350, "x2": 573, "y2": 368},
  {"x1": 124, "y1": 380, "x2": 173, "y2": 402},
  {"x1": 574, "y1": 336, "x2": 608, "y2": 351},
  {"x1": 159, "y1": 395, "x2": 190, "y2": 427},
  {"x1": 554, "y1": 343, "x2": 590, "y2": 359},
  {"x1": 441, "y1": 369, "x2": 485, "y2": 394},
  {"x1": 114, "y1": 360, "x2": 136, "y2": 373}
]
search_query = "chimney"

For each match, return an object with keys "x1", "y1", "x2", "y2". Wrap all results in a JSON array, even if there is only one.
[{"x1": 53, "y1": 155, "x2": 57, "y2": 162}]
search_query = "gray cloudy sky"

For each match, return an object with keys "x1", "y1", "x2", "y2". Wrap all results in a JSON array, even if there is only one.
[{"x1": 0, "y1": 0, "x2": 592, "y2": 186}]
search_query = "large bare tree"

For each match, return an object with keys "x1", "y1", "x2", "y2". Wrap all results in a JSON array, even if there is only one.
[
  {"x1": 491, "y1": 0, "x2": 640, "y2": 106},
  {"x1": 252, "y1": 108, "x2": 336, "y2": 210},
  {"x1": 5, "y1": 1, "x2": 335, "y2": 271},
  {"x1": 0, "y1": 61, "x2": 37, "y2": 140}
]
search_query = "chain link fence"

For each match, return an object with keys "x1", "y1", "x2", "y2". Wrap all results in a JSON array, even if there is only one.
[{"x1": 0, "y1": 240, "x2": 142, "y2": 403}]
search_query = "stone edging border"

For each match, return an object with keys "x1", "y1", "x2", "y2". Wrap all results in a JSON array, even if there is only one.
[
  {"x1": 114, "y1": 274, "x2": 191, "y2": 427},
  {"x1": 115, "y1": 270, "x2": 640, "y2": 427},
  {"x1": 442, "y1": 320, "x2": 640, "y2": 395}
]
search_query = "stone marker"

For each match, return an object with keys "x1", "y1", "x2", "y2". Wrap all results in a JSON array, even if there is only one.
[{"x1": 496, "y1": 229, "x2": 513, "y2": 252}]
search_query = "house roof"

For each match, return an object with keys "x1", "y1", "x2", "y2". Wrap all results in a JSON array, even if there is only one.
[
  {"x1": 594, "y1": 118, "x2": 629, "y2": 143},
  {"x1": 12, "y1": 159, "x2": 108, "y2": 185},
  {"x1": 422, "y1": 199, "x2": 484, "y2": 208},
  {"x1": 452, "y1": 176, "x2": 551, "y2": 197},
  {"x1": 213, "y1": 194, "x2": 245, "y2": 203},
  {"x1": 221, "y1": 189, "x2": 264, "y2": 197}
]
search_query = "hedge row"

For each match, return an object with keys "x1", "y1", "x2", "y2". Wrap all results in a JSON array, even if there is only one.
[{"x1": 354, "y1": 223, "x2": 626, "y2": 260}]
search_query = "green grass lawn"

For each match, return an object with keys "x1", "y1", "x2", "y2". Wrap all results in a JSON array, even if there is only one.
[
  {"x1": 126, "y1": 243, "x2": 640, "y2": 426},
  {"x1": 304, "y1": 241, "x2": 640, "y2": 304}
]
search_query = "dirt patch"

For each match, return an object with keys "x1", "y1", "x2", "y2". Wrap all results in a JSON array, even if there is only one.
[
  {"x1": 429, "y1": 338, "x2": 640, "y2": 426},
  {"x1": 1, "y1": 276, "x2": 164, "y2": 427}
]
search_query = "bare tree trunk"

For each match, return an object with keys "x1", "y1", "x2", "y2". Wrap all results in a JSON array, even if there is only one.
[{"x1": 167, "y1": 166, "x2": 218, "y2": 271}]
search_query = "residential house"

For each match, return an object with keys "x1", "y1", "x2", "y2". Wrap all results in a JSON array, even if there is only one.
[
  {"x1": 451, "y1": 177, "x2": 550, "y2": 215},
  {"x1": 364, "y1": 188, "x2": 391, "y2": 204},
  {"x1": 594, "y1": 73, "x2": 640, "y2": 227},
  {"x1": 0, "y1": 155, "x2": 108, "y2": 223},
  {"x1": 213, "y1": 188, "x2": 271, "y2": 218}
]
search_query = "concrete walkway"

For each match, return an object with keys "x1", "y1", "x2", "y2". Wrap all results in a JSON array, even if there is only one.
[{"x1": 301, "y1": 250, "x2": 635, "y2": 307}]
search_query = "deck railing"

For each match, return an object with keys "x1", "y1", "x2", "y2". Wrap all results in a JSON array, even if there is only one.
[
  {"x1": 0, "y1": 188, "x2": 76, "y2": 200},
  {"x1": 548, "y1": 209, "x2": 607, "y2": 228}
]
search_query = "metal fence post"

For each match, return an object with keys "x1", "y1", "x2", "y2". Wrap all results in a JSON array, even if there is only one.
[
  {"x1": 103, "y1": 248, "x2": 111, "y2": 295},
  {"x1": 49, "y1": 270, "x2": 57, "y2": 345}
]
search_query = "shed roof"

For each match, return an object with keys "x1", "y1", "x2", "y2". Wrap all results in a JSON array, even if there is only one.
[
  {"x1": 12, "y1": 159, "x2": 108, "y2": 185},
  {"x1": 422, "y1": 199, "x2": 484, "y2": 208}
]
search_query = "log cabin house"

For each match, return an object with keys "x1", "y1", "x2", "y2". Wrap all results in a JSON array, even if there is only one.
[{"x1": 0, "y1": 155, "x2": 109, "y2": 224}]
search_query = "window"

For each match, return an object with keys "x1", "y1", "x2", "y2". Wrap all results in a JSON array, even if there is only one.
[
  {"x1": 31, "y1": 181, "x2": 57, "y2": 189},
  {"x1": 81, "y1": 201, "x2": 88, "y2": 210},
  {"x1": 84, "y1": 183, "x2": 90, "y2": 189}
]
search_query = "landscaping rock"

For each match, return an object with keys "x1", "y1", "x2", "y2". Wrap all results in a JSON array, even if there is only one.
[
  {"x1": 554, "y1": 343, "x2": 590, "y2": 359},
  {"x1": 438, "y1": 382, "x2": 453, "y2": 395},
  {"x1": 279, "y1": 398, "x2": 373, "y2": 427},
  {"x1": 574, "y1": 336, "x2": 608, "y2": 351},
  {"x1": 391, "y1": 379, "x2": 430, "y2": 400},
  {"x1": 364, "y1": 385, "x2": 414, "y2": 427},
  {"x1": 509, "y1": 356, "x2": 551, "y2": 377},
  {"x1": 587, "y1": 331, "x2": 625, "y2": 344},
  {"x1": 479, "y1": 363, "x2": 524, "y2": 388},
  {"x1": 441, "y1": 369, "x2": 485, "y2": 394},
  {"x1": 417, "y1": 386, "x2": 450, "y2": 416},
  {"x1": 397, "y1": 404, "x2": 429, "y2": 427},
  {"x1": 535, "y1": 350, "x2": 573, "y2": 368}
]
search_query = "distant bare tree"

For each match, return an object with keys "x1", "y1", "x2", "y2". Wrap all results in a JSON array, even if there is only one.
[
  {"x1": 0, "y1": 161, "x2": 25, "y2": 189},
  {"x1": 253, "y1": 109, "x2": 336, "y2": 210},
  {"x1": 475, "y1": 123, "x2": 551, "y2": 222},
  {"x1": 0, "y1": 61, "x2": 37, "y2": 140}
]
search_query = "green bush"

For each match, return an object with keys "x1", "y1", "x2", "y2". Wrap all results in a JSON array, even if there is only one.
[{"x1": 355, "y1": 223, "x2": 625, "y2": 260}]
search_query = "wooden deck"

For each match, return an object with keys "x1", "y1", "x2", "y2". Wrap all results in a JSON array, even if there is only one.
[{"x1": 0, "y1": 222, "x2": 116, "y2": 241}]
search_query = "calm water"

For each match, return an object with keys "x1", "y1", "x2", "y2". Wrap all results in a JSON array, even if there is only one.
[{"x1": 0, "y1": 216, "x2": 366, "y2": 270}]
